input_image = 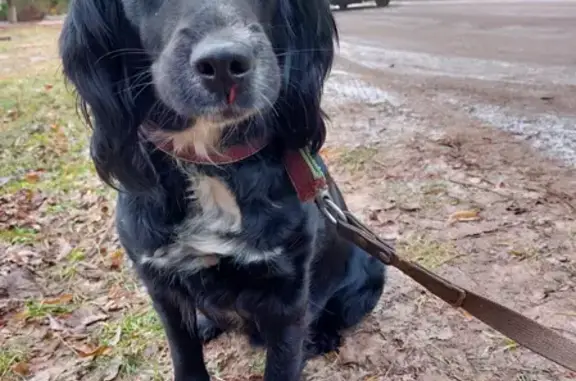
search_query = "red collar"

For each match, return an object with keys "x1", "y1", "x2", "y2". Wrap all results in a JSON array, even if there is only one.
[
  {"x1": 140, "y1": 126, "x2": 327, "y2": 202},
  {"x1": 140, "y1": 125, "x2": 268, "y2": 165}
]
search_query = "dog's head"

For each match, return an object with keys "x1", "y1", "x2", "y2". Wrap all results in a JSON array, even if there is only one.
[{"x1": 60, "y1": 0, "x2": 337, "y2": 191}]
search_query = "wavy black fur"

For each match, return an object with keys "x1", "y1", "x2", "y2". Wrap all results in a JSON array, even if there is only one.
[{"x1": 60, "y1": 1, "x2": 386, "y2": 380}]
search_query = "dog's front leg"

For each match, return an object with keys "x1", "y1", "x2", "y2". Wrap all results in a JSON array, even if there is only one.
[
  {"x1": 150, "y1": 293, "x2": 210, "y2": 381},
  {"x1": 262, "y1": 320, "x2": 306, "y2": 381}
]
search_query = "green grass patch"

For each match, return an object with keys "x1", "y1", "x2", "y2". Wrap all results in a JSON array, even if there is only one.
[
  {"x1": 0, "y1": 226, "x2": 38, "y2": 244},
  {"x1": 0, "y1": 70, "x2": 97, "y2": 196},
  {"x1": 336, "y1": 146, "x2": 379, "y2": 172},
  {"x1": 53, "y1": 249, "x2": 87, "y2": 282},
  {"x1": 0, "y1": 348, "x2": 26, "y2": 380},
  {"x1": 398, "y1": 235, "x2": 458, "y2": 269},
  {"x1": 95, "y1": 308, "x2": 167, "y2": 378},
  {"x1": 248, "y1": 352, "x2": 266, "y2": 375},
  {"x1": 20, "y1": 298, "x2": 75, "y2": 320}
]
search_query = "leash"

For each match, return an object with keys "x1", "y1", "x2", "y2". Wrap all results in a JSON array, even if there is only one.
[
  {"x1": 140, "y1": 127, "x2": 576, "y2": 372},
  {"x1": 295, "y1": 148, "x2": 576, "y2": 373},
  {"x1": 318, "y1": 199, "x2": 576, "y2": 372}
]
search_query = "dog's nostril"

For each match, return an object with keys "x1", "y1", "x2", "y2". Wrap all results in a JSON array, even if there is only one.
[
  {"x1": 229, "y1": 57, "x2": 251, "y2": 77},
  {"x1": 196, "y1": 60, "x2": 216, "y2": 78},
  {"x1": 191, "y1": 40, "x2": 255, "y2": 93}
]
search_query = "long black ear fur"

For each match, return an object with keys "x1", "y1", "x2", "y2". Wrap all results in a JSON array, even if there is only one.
[
  {"x1": 271, "y1": 0, "x2": 338, "y2": 154},
  {"x1": 59, "y1": 0, "x2": 158, "y2": 192}
]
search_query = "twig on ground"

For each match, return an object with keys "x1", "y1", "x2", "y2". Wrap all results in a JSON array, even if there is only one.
[{"x1": 448, "y1": 178, "x2": 512, "y2": 200}]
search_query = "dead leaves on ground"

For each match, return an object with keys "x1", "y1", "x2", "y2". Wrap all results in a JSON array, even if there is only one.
[
  {"x1": 109, "y1": 249, "x2": 124, "y2": 271},
  {"x1": 42, "y1": 294, "x2": 74, "y2": 305},
  {"x1": 73, "y1": 344, "x2": 111, "y2": 358},
  {"x1": 11, "y1": 360, "x2": 30, "y2": 377},
  {"x1": 447, "y1": 209, "x2": 481, "y2": 225}
]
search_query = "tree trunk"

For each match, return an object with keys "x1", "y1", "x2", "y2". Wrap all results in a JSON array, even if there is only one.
[{"x1": 6, "y1": 0, "x2": 18, "y2": 23}]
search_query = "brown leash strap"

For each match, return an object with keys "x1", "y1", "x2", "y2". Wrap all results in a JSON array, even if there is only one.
[
  {"x1": 330, "y1": 209, "x2": 576, "y2": 372},
  {"x1": 284, "y1": 148, "x2": 575, "y2": 371}
]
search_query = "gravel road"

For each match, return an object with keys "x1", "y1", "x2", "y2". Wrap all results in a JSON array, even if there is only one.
[{"x1": 327, "y1": 0, "x2": 576, "y2": 165}]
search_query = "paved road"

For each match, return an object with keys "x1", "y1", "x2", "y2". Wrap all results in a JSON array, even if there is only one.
[{"x1": 328, "y1": 0, "x2": 576, "y2": 165}]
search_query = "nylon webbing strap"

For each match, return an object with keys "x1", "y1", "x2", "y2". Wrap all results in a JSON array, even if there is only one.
[
  {"x1": 291, "y1": 148, "x2": 576, "y2": 373},
  {"x1": 334, "y1": 211, "x2": 576, "y2": 372}
]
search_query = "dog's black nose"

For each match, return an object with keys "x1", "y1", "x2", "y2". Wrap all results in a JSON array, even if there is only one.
[{"x1": 191, "y1": 41, "x2": 254, "y2": 94}]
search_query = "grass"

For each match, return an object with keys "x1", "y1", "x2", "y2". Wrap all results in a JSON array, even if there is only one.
[
  {"x1": 24, "y1": 300, "x2": 73, "y2": 319},
  {"x1": 0, "y1": 348, "x2": 26, "y2": 379},
  {"x1": 0, "y1": 24, "x2": 146, "y2": 380},
  {"x1": 0, "y1": 226, "x2": 38, "y2": 244},
  {"x1": 397, "y1": 235, "x2": 459, "y2": 269},
  {"x1": 0, "y1": 25, "x2": 103, "y2": 200},
  {"x1": 0, "y1": 73, "x2": 95, "y2": 196},
  {"x1": 94, "y1": 308, "x2": 167, "y2": 378},
  {"x1": 336, "y1": 146, "x2": 379, "y2": 172},
  {"x1": 248, "y1": 352, "x2": 266, "y2": 375}
]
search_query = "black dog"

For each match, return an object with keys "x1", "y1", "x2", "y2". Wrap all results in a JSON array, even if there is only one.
[{"x1": 59, "y1": 0, "x2": 386, "y2": 380}]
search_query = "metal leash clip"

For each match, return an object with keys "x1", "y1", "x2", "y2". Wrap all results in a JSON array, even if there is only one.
[{"x1": 316, "y1": 190, "x2": 347, "y2": 225}]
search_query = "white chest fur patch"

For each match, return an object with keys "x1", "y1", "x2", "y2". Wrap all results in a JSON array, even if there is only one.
[{"x1": 142, "y1": 171, "x2": 283, "y2": 272}]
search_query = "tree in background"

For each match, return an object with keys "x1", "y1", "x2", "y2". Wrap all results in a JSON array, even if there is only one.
[{"x1": 6, "y1": 0, "x2": 18, "y2": 23}]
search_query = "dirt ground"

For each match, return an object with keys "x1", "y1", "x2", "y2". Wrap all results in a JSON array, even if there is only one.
[{"x1": 1, "y1": 1, "x2": 576, "y2": 381}]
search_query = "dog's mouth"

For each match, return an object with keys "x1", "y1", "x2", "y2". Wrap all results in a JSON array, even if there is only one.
[
  {"x1": 197, "y1": 104, "x2": 256, "y2": 128},
  {"x1": 152, "y1": 25, "x2": 281, "y2": 122},
  {"x1": 143, "y1": 103, "x2": 260, "y2": 161}
]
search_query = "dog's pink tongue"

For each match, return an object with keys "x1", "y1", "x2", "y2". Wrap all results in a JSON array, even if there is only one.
[{"x1": 227, "y1": 85, "x2": 237, "y2": 104}]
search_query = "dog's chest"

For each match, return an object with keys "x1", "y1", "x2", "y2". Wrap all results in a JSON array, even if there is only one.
[{"x1": 142, "y1": 170, "x2": 283, "y2": 272}]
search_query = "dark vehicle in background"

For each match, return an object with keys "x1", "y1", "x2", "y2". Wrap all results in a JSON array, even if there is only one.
[{"x1": 332, "y1": 0, "x2": 390, "y2": 10}]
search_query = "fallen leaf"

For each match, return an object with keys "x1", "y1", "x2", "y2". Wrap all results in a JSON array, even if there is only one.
[
  {"x1": 109, "y1": 249, "x2": 124, "y2": 270},
  {"x1": 319, "y1": 147, "x2": 341, "y2": 161},
  {"x1": 6, "y1": 109, "x2": 19, "y2": 120},
  {"x1": 398, "y1": 203, "x2": 420, "y2": 212},
  {"x1": 74, "y1": 344, "x2": 111, "y2": 358},
  {"x1": 508, "y1": 249, "x2": 525, "y2": 257},
  {"x1": 43, "y1": 294, "x2": 73, "y2": 305},
  {"x1": 11, "y1": 361, "x2": 30, "y2": 376},
  {"x1": 448, "y1": 209, "x2": 481, "y2": 225},
  {"x1": 48, "y1": 316, "x2": 65, "y2": 331},
  {"x1": 81, "y1": 313, "x2": 109, "y2": 328},
  {"x1": 24, "y1": 170, "x2": 45, "y2": 183},
  {"x1": 460, "y1": 309, "x2": 473, "y2": 320},
  {"x1": 56, "y1": 239, "x2": 73, "y2": 261},
  {"x1": 102, "y1": 357, "x2": 122, "y2": 381},
  {"x1": 44, "y1": 84, "x2": 54, "y2": 91}
]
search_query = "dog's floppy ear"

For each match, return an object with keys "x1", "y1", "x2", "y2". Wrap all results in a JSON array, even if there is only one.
[
  {"x1": 59, "y1": 0, "x2": 158, "y2": 192},
  {"x1": 272, "y1": 0, "x2": 338, "y2": 153}
]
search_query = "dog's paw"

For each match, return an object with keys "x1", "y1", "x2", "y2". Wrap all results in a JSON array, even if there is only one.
[
  {"x1": 248, "y1": 330, "x2": 266, "y2": 347},
  {"x1": 196, "y1": 314, "x2": 223, "y2": 344},
  {"x1": 305, "y1": 330, "x2": 342, "y2": 357}
]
